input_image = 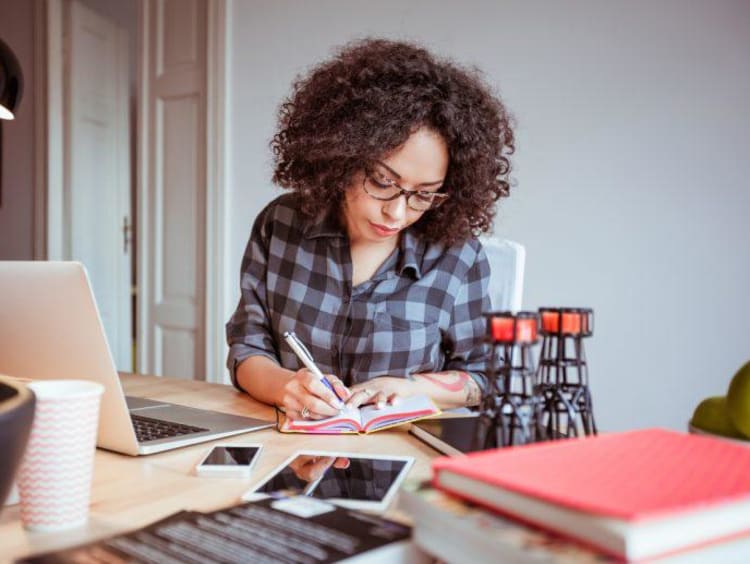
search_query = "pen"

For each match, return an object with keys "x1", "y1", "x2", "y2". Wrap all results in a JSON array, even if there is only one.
[{"x1": 283, "y1": 331, "x2": 345, "y2": 405}]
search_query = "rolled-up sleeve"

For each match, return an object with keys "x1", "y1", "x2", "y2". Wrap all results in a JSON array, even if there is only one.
[
  {"x1": 442, "y1": 247, "x2": 491, "y2": 393},
  {"x1": 225, "y1": 207, "x2": 280, "y2": 389}
]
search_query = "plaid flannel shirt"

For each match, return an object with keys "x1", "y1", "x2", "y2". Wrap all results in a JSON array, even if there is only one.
[{"x1": 226, "y1": 194, "x2": 491, "y2": 392}]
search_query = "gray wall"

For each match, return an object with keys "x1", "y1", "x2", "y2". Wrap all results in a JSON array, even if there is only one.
[
  {"x1": 227, "y1": 0, "x2": 750, "y2": 432},
  {"x1": 0, "y1": 0, "x2": 36, "y2": 259}
]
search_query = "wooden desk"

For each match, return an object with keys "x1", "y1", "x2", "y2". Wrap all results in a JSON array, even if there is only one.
[{"x1": 0, "y1": 373, "x2": 438, "y2": 563}]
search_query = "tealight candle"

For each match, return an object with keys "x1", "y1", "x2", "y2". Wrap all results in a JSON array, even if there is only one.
[
  {"x1": 489, "y1": 313, "x2": 538, "y2": 343},
  {"x1": 561, "y1": 310, "x2": 582, "y2": 335},
  {"x1": 490, "y1": 316, "x2": 514, "y2": 342},
  {"x1": 540, "y1": 310, "x2": 560, "y2": 333},
  {"x1": 515, "y1": 317, "x2": 537, "y2": 343}
]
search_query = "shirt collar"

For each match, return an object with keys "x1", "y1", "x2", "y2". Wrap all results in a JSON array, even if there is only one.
[
  {"x1": 303, "y1": 208, "x2": 423, "y2": 279},
  {"x1": 398, "y1": 227, "x2": 423, "y2": 279}
]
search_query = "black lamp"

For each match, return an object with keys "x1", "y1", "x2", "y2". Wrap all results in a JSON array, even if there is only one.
[{"x1": 0, "y1": 38, "x2": 24, "y2": 120}]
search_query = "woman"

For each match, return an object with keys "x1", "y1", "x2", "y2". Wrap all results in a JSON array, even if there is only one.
[{"x1": 226, "y1": 38, "x2": 514, "y2": 421}]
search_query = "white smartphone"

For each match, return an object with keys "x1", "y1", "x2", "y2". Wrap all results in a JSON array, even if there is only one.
[{"x1": 195, "y1": 443, "x2": 263, "y2": 478}]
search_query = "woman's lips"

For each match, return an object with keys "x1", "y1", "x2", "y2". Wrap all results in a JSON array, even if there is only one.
[{"x1": 369, "y1": 222, "x2": 400, "y2": 237}]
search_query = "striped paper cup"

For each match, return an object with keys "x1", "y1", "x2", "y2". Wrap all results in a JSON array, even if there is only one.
[{"x1": 18, "y1": 380, "x2": 103, "y2": 532}]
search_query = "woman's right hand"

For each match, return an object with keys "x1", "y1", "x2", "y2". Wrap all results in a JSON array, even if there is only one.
[{"x1": 281, "y1": 368, "x2": 350, "y2": 420}]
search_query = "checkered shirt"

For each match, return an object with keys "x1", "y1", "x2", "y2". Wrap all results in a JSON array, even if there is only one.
[{"x1": 226, "y1": 193, "x2": 491, "y2": 391}]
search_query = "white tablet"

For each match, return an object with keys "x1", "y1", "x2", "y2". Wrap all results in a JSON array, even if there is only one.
[{"x1": 242, "y1": 451, "x2": 414, "y2": 512}]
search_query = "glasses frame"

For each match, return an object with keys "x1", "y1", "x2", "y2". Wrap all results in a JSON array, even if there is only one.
[{"x1": 361, "y1": 167, "x2": 449, "y2": 212}]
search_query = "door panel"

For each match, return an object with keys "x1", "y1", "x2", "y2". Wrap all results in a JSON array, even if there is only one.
[
  {"x1": 66, "y1": 0, "x2": 132, "y2": 371},
  {"x1": 142, "y1": 0, "x2": 206, "y2": 379}
]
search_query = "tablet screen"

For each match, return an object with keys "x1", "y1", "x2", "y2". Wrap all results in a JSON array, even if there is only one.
[{"x1": 244, "y1": 451, "x2": 414, "y2": 511}]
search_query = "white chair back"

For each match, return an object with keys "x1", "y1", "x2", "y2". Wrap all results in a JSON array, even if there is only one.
[{"x1": 479, "y1": 237, "x2": 526, "y2": 312}]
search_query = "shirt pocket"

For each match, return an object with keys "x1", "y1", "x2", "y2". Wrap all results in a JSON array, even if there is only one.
[{"x1": 360, "y1": 309, "x2": 442, "y2": 379}]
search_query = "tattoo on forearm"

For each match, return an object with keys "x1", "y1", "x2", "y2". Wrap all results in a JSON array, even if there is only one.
[
  {"x1": 417, "y1": 371, "x2": 468, "y2": 392},
  {"x1": 464, "y1": 377, "x2": 481, "y2": 406}
]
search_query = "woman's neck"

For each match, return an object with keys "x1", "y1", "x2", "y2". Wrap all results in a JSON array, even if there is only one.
[{"x1": 348, "y1": 237, "x2": 399, "y2": 286}]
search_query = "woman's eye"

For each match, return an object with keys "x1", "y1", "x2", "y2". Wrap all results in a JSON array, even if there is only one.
[{"x1": 371, "y1": 173, "x2": 393, "y2": 188}]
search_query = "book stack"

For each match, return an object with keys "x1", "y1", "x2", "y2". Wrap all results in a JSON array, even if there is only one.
[
  {"x1": 400, "y1": 428, "x2": 750, "y2": 562},
  {"x1": 399, "y1": 482, "x2": 608, "y2": 563}
]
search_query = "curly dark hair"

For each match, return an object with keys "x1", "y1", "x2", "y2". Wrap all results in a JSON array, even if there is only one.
[{"x1": 271, "y1": 38, "x2": 515, "y2": 246}]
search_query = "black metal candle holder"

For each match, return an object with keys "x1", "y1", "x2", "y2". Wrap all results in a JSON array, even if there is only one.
[
  {"x1": 535, "y1": 307, "x2": 597, "y2": 440},
  {"x1": 478, "y1": 311, "x2": 542, "y2": 448}
]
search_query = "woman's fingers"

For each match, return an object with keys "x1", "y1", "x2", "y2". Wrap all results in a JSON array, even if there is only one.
[
  {"x1": 371, "y1": 391, "x2": 388, "y2": 409},
  {"x1": 345, "y1": 387, "x2": 377, "y2": 409},
  {"x1": 284, "y1": 369, "x2": 344, "y2": 418},
  {"x1": 326, "y1": 374, "x2": 351, "y2": 402},
  {"x1": 306, "y1": 456, "x2": 335, "y2": 481},
  {"x1": 303, "y1": 373, "x2": 345, "y2": 411},
  {"x1": 333, "y1": 457, "x2": 351, "y2": 469},
  {"x1": 285, "y1": 394, "x2": 334, "y2": 420}
]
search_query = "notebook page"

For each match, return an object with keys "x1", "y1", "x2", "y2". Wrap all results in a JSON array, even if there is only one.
[
  {"x1": 360, "y1": 395, "x2": 439, "y2": 432},
  {"x1": 282, "y1": 406, "x2": 362, "y2": 432}
]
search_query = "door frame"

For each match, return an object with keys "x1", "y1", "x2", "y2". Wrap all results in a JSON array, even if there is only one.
[
  {"x1": 136, "y1": 0, "x2": 229, "y2": 382},
  {"x1": 36, "y1": 0, "x2": 229, "y2": 382}
]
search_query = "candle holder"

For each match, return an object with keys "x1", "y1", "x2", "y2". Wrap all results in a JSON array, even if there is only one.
[
  {"x1": 479, "y1": 311, "x2": 542, "y2": 448},
  {"x1": 535, "y1": 307, "x2": 597, "y2": 440}
]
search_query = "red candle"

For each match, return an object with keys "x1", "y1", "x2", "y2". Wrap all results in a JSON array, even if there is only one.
[
  {"x1": 561, "y1": 311, "x2": 582, "y2": 335},
  {"x1": 490, "y1": 315, "x2": 538, "y2": 343},
  {"x1": 516, "y1": 318, "x2": 537, "y2": 343},
  {"x1": 491, "y1": 316, "x2": 514, "y2": 342},
  {"x1": 541, "y1": 310, "x2": 560, "y2": 333}
]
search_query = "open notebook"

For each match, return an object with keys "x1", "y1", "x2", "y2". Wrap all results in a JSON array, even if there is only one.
[{"x1": 281, "y1": 395, "x2": 440, "y2": 434}]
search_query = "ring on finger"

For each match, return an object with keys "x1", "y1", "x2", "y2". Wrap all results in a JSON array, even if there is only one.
[{"x1": 301, "y1": 406, "x2": 310, "y2": 419}]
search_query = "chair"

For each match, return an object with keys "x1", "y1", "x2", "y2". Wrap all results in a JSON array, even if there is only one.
[{"x1": 479, "y1": 237, "x2": 526, "y2": 312}]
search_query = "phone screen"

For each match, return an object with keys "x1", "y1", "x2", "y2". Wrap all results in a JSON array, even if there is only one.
[{"x1": 202, "y1": 446, "x2": 261, "y2": 466}]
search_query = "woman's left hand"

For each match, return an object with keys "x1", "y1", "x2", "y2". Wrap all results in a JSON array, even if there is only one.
[{"x1": 346, "y1": 377, "x2": 411, "y2": 409}]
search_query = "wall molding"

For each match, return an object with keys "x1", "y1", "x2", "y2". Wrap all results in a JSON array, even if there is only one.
[{"x1": 205, "y1": 0, "x2": 229, "y2": 383}]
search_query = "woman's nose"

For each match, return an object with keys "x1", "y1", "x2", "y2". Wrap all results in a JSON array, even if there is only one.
[{"x1": 382, "y1": 193, "x2": 407, "y2": 220}]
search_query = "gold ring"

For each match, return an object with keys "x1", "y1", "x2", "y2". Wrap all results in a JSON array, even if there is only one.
[{"x1": 301, "y1": 406, "x2": 310, "y2": 419}]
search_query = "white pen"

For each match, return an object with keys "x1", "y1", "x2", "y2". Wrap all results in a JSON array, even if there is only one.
[{"x1": 283, "y1": 331, "x2": 345, "y2": 406}]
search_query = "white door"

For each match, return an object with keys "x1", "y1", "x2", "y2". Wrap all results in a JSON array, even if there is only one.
[
  {"x1": 139, "y1": 0, "x2": 207, "y2": 379},
  {"x1": 65, "y1": 0, "x2": 132, "y2": 371}
]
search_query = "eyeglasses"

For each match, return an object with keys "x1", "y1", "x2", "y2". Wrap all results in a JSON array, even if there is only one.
[{"x1": 362, "y1": 166, "x2": 449, "y2": 212}]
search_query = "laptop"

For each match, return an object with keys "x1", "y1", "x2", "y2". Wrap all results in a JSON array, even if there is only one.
[{"x1": 0, "y1": 261, "x2": 273, "y2": 456}]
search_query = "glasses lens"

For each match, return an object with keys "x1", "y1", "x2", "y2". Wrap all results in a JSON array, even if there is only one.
[
  {"x1": 407, "y1": 193, "x2": 437, "y2": 211},
  {"x1": 363, "y1": 170, "x2": 448, "y2": 211},
  {"x1": 363, "y1": 174, "x2": 400, "y2": 200}
]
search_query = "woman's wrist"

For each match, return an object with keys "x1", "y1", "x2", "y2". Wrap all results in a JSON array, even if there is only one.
[{"x1": 236, "y1": 356, "x2": 295, "y2": 407}]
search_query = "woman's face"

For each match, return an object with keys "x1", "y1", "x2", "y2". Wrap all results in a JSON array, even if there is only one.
[{"x1": 342, "y1": 127, "x2": 449, "y2": 247}]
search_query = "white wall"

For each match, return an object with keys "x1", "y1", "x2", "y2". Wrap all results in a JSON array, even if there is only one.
[
  {"x1": 0, "y1": 0, "x2": 36, "y2": 259},
  {"x1": 227, "y1": 0, "x2": 750, "y2": 432}
]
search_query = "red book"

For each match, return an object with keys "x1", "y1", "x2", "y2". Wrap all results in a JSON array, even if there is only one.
[{"x1": 432, "y1": 428, "x2": 750, "y2": 561}]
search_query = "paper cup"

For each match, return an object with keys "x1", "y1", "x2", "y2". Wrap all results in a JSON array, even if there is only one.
[{"x1": 18, "y1": 380, "x2": 104, "y2": 532}]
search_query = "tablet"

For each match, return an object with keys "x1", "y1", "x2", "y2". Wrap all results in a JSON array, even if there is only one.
[{"x1": 242, "y1": 451, "x2": 414, "y2": 512}]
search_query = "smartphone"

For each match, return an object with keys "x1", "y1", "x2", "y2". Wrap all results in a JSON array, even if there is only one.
[{"x1": 195, "y1": 444, "x2": 263, "y2": 477}]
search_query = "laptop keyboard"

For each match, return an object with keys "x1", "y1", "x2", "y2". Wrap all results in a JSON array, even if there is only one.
[{"x1": 130, "y1": 413, "x2": 209, "y2": 443}]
